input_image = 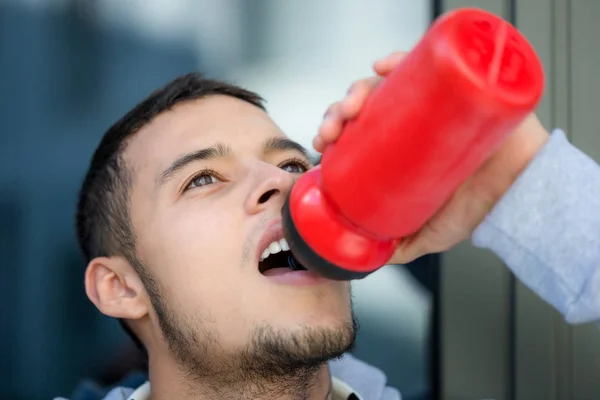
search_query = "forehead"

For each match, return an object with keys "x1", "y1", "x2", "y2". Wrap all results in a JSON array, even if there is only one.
[{"x1": 124, "y1": 95, "x2": 286, "y2": 172}]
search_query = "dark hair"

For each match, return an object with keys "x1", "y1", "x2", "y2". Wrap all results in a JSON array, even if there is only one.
[{"x1": 76, "y1": 73, "x2": 265, "y2": 352}]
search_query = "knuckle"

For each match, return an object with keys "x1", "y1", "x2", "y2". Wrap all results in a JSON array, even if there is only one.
[{"x1": 324, "y1": 102, "x2": 341, "y2": 118}]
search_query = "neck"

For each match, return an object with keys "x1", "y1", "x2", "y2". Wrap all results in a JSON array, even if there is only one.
[{"x1": 148, "y1": 354, "x2": 333, "y2": 400}]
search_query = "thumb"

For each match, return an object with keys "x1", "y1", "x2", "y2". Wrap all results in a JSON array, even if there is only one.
[{"x1": 386, "y1": 233, "x2": 426, "y2": 265}]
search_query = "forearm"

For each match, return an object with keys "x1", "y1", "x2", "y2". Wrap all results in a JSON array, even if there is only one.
[{"x1": 472, "y1": 130, "x2": 600, "y2": 324}]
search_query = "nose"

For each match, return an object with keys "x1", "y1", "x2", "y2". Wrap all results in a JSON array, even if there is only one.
[{"x1": 244, "y1": 163, "x2": 296, "y2": 215}]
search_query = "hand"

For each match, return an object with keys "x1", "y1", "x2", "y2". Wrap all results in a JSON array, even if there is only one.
[
  {"x1": 313, "y1": 51, "x2": 408, "y2": 153},
  {"x1": 314, "y1": 51, "x2": 551, "y2": 264}
]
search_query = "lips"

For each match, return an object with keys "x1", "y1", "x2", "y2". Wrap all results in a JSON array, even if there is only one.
[
  {"x1": 256, "y1": 220, "x2": 308, "y2": 277},
  {"x1": 255, "y1": 220, "x2": 332, "y2": 285},
  {"x1": 256, "y1": 220, "x2": 286, "y2": 263}
]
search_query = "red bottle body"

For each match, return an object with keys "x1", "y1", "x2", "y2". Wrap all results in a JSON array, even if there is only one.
[{"x1": 287, "y1": 7, "x2": 544, "y2": 275}]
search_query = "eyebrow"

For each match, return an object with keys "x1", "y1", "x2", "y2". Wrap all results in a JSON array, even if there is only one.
[
  {"x1": 263, "y1": 137, "x2": 310, "y2": 159},
  {"x1": 157, "y1": 142, "x2": 232, "y2": 187},
  {"x1": 157, "y1": 137, "x2": 312, "y2": 188}
]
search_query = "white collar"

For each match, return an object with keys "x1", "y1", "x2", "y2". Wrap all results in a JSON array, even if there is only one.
[
  {"x1": 126, "y1": 377, "x2": 362, "y2": 400},
  {"x1": 126, "y1": 381, "x2": 150, "y2": 400}
]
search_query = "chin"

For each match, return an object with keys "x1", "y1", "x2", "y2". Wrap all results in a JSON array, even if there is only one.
[
  {"x1": 283, "y1": 297, "x2": 355, "y2": 335},
  {"x1": 253, "y1": 309, "x2": 359, "y2": 361}
]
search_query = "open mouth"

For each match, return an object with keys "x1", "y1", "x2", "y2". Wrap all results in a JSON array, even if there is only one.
[{"x1": 258, "y1": 238, "x2": 307, "y2": 276}]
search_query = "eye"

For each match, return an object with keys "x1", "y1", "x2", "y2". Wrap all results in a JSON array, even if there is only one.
[
  {"x1": 185, "y1": 170, "x2": 222, "y2": 191},
  {"x1": 279, "y1": 159, "x2": 311, "y2": 174}
]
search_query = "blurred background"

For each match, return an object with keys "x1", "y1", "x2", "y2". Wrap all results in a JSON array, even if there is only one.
[{"x1": 1, "y1": 0, "x2": 600, "y2": 399}]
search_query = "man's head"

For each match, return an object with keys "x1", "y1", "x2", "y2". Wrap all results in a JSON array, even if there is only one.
[{"x1": 77, "y1": 73, "x2": 356, "y2": 391}]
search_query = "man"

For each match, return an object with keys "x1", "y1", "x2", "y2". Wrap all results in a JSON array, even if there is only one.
[
  {"x1": 74, "y1": 72, "x2": 397, "y2": 400},
  {"x1": 69, "y1": 51, "x2": 600, "y2": 400}
]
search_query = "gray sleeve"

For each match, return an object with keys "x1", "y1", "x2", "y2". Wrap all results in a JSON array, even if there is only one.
[{"x1": 472, "y1": 130, "x2": 600, "y2": 324}]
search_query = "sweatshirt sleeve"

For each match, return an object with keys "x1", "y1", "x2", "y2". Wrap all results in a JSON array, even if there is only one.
[{"x1": 472, "y1": 130, "x2": 600, "y2": 324}]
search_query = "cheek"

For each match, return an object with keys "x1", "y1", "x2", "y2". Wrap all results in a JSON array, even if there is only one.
[
  {"x1": 140, "y1": 200, "x2": 255, "y2": 320},
  {"x1": 146, "y1": 199, "x2": 243, "y2": 269}
]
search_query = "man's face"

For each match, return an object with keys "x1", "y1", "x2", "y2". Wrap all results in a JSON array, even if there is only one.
[{"x1": 124, "y1": 95, "x2": 355, "y2": 377}]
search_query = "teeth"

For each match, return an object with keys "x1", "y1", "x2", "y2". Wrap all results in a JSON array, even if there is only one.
[
  {"x1": 260, "y1": 238, "x2": 290, "y2": 261},
  {"x1": 279, "y1": 238, "x2": 290, "y2": 251},
  {"x1": 269, "y1": 241, "x2": 281, "y2": 253},
  {"x1": 260, "y1": 248, "x2": 270, "y2": 261}
]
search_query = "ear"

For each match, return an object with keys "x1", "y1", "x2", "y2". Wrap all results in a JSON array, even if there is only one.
[{"x1": 85, "y1": 256, "x2": 149, "y2": 320}]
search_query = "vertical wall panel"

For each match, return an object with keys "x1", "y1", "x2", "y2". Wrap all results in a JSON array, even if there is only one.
[
  {"x1": 439, "y1": 0, "x2": 600, "y2": 399},
  {"x1": 569, "y1": 0, "x2": 600, "y2": 397},
  {"x1": 439, "y1": 2, "x2": 513, "y2": 399},
  {"x1": 514, "y1": 1, "x2": 568, "y2": 399}
]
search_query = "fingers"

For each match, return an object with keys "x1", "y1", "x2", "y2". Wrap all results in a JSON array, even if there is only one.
[
  {"x1": 312, "y1": 135, "x2": 327, "y2": 154},
  {"x1": 314, "y1": 50, "x2": 409, "y2": 153},
  {"x1": 387, "y1": 220, "x2": 460, "y2": 265},
  {"x1": 342, "y1": 77, "x2": 381, "y2": 118},
  {"x1": 314, "y1": 103, "x2": 344, "y2": 153},
  {"x1": 386, "y1": 233, "x2": 426, "y2": 265},
  {"x1": 314, "y1": 77, "x2": 381, "y2": 153},
  {"x1": 388, "y1": 163, "x2": 504, "y2": 266},
  {"x1": 313, "y1": 50, "x2": 408, "y2": 154},
  {"x1": 373, "y1": 51, "x2": 408, "y2": 76},
  {"x1": 386, "y1": 178, "x2": 484, "y2": 265}
]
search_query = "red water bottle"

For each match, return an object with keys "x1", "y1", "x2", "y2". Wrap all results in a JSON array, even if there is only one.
[{"x1": 282, "y1": 7, "x2": 545, "y2": 280}]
